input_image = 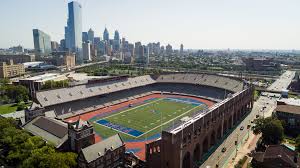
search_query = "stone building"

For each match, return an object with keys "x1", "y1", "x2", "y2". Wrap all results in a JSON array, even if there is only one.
[
  {"x1": 78, "y1": 134, "x2": 125, "y2": 168},
  {"x1": 0, "y1": 60, "x2": 25, "y2": 78}
]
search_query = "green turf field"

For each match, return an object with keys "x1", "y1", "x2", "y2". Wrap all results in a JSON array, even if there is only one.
[{"x1": 93, "y1": 97, "x2": 207, "y2": 140}]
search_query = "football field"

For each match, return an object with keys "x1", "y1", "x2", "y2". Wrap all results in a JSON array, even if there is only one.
[{"x1": 94, "y1": 97, "x2": 207, "y2": 139}]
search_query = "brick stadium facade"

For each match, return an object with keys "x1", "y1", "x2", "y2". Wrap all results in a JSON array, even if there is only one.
[{"x1": 146, "y1": 86, "x2": 254, "y2": 168}]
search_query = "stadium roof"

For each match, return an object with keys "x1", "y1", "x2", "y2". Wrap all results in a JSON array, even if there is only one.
[
  {"x1": 81, "y1": 134, "x2": 124, "y2": 163},
  {"x1": 156, "y1": 73, "x2": 243, "y2": 93},
  {"x1": 35, "y1": 75, "x2": 156, "y2": 107},
  {"x1": 23, "y1": 116, "x2": 68, "y2": 148},
  {"x1": 34, "y1": 74, "x2": 243, "y2": 109}
]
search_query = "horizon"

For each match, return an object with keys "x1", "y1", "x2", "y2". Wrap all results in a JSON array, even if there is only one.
[{"x1": 0, "y1": 0, "x2": 299, "y2": 50}]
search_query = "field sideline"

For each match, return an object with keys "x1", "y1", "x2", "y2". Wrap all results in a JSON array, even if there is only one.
[{"x1": 94, "y1": 97, "x2": 207, "y2": 139}]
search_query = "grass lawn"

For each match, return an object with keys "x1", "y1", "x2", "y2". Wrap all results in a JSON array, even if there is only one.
[
  {"x1": 0, "y1": 104, "x2": 18, "y2": 114},
  {"x1": 92, "y1": 98, "x2": 206, "y2": 140}
]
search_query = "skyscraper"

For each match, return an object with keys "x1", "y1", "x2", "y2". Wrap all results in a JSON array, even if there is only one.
[
  {"x1": 88, "y1": 28, "x2": 94, "y2": 44},
  {"x1": 82, "y1": 42, "x2": 91, "y2": 61},
  {"x1": 32, "y1": 29, "x2": 52, "y2": 60},
  {"x1": 65, "y1": 1, "x2": 82, "y2": 64},
  {"x1": 166, "y1": 44, "x2": 173, "y2": 55},
  {"x1": 82, "y1": 32, "x2": 88, "y2": 43},
  {"x1": 180, "y1": 44, "x2": 184, "y2": 55},
  {"x1": 103, "y1": 28, "x2": 109, "y2": 42},
  {"x1": 113, "y1": 30, "x2": 120, "y2": 52}
]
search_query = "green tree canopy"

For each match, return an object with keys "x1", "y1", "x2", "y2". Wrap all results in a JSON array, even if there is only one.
[
  {"x1": 253, "y1": 117, "x2": 284, "y2": 145},
  {"x1": 0, "y1": 118, "x2": 77, "y2": 168}
]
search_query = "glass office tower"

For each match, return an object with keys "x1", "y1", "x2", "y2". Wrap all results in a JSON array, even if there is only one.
[
  {"x1": 65, "y1": 1, "x2": 82, "y2": 64},
  {"x1": 32, "y1": 29, "x2": 52, "y2": 60}
]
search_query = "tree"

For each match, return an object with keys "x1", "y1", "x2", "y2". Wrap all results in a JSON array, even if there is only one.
[
  {"x1": 21, "y1": 145, "x2": 77, "y2": 168},
  {"x1": 253, "y1": 117, "x2": 284, "y2": 145},
  {"x1": 0, "y1": 118, "x2": 77, "y2": 168}
]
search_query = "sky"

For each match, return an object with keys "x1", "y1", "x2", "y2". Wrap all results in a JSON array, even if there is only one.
[{"x1": 0, "y1": 0, "x2": 299, "y2": 50}]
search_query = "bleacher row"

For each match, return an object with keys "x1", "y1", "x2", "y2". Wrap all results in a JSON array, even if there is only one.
[
  {"x1": 44, "y1": 83, "x2": 226, "y2": 119},
  {"x1": 57, "y1": 90, "x2": 157, "y2": 119},
  {"x1": 36, "y1": 75, "x2": 156, "y2": 107},
  {"x1": 156, "y1": 73, "x2": 243, "y2": 93},
  {"x1": 31, "y1": 74, "x2": 244, "y2": 119}
]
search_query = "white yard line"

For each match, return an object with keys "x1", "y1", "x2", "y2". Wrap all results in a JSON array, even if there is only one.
[
  {"x1": 102, "y1": 98, "x2": 163, "y2": 119},
  {"x1": 94, "y1": 121, "x2": 138, "y2": 138},
  {"x1": 136, "y1": 104, "x2": 206, "y2": 138},
  {"x1": 96, "y1": 98, "x2": 206, "y2": 138}
]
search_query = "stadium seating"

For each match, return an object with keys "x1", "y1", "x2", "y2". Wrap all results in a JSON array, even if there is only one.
[{"x1": 30, "y1": 73, "x2": 244, "y2": 119}]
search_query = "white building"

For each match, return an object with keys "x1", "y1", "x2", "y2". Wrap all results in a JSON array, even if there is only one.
[{"x1": 82, "y1": 42, "x2": 91, "y2": 61}]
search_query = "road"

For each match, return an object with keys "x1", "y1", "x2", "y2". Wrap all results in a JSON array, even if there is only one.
[{"x1": 200, "y1": 70, "x2": 295, "y2": 168}]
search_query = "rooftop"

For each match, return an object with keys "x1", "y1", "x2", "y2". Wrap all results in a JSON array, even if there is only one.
[
  {"x1": 81, "y1": 134, "x2": 124, "y2": 163},
  {"x1": 276, "y1": 104, "x2": 300, "y2": 115},
  {"x1": 278, "y1": 98, "x2": 300, "y2": 106},
  {"x1": 23, "y1": 116, "x2": 68, "y2": 148},
  {"x1": 20, "y1": 73, "x2": 67, "y2": 82}
]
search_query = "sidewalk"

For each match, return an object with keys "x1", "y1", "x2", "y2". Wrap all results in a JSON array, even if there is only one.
[{"x1": 226, "y1": 132, "x2": 261, "y2": 168}]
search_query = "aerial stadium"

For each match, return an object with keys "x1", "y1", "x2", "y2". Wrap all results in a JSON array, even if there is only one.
[{"x1": 27, "y1": 73, "x2": 254, "y2": 168}]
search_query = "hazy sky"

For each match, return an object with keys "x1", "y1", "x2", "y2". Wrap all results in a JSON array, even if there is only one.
[{"x1": 0, "y1": 0, "x2": 299, "y2": 49}]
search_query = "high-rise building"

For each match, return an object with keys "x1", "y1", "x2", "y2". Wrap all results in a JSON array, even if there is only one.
[
  {"x1": 82, "y1": 42, "x2": 91, "y2": 61},
  {"x1": 103, "y1": 28, "x2": 109, "y2": 42},
  {"x1": 82, "y1": 32, "x2": 88, "y2": 43},
  {"x1": 60, "y1": 39, "x2": 66, "y2": 51},
  {"x1": 180, "y1": 44, "x2": 184, "y2": 55},
  {"x1": 88, "y1": 28, "x2": 94, "y2": 44},
  {"x1": 51, "y1": 41, "x2": 59, "y2": 52},
  {"x1": 113, "y1": 30, "x2": 120, "y2": 52},
  {"x1": 166, "y1": 44, "x2": 173, "y2": 55},
  {"x1": 65, "y1": 1, "x2": 83, "y2": 64},
  {"x1": 32, "y1": 29, "x2": 52, "y2": 60}
]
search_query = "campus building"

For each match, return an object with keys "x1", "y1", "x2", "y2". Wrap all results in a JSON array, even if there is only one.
[
  {"x1": 0, "y1": 54, "x2": 34, "y2": 64},
  {"x1": 0, "y1": 60, "x2": 25, "y2": 78},
  {"x1": 78, "y1": 134, "x2": 125, "y2": 168}
]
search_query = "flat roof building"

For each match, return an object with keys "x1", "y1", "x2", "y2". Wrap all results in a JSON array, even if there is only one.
[
  {"x1": 0, "y1": 60, "x2": 25, "y2": 78},
  {"x1": 0, "y1": 54, "x2": 34, "y2": 64}
]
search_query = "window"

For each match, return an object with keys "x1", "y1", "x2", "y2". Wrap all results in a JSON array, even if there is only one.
[{"x1": 44, "y1": 97, "x2": 48, "y2": 101}]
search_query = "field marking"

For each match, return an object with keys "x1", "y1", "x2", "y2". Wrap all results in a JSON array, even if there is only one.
[
  {"x1": 102, "y1": 98, "x2": 164, "y2": 120},
  {"x1": 94, "y1": 121, "x2": 139, "y2": 138},
  {"x1": 165, "y1": 97, "x2": 203, "y2": 105},
  {"x1": 95, "y1": 97, "x2": 206, "y2": 138},
  {"x1": 136, "y1": 104, "x2": 206, "y2": 138}
]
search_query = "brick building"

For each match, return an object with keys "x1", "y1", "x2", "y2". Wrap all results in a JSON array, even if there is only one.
[
  {"x1": 68, "y1": 118, "x2": 95, "y2": 153},
  {"x1": 0, "y1": 54, "x2": 34, "y2": 64},
  {"x1": 78, "y1": 134, "x2": 125, "y2": 168},
  {"x1": 252, "y1": 145, "x2": 300, "y2": 168}
]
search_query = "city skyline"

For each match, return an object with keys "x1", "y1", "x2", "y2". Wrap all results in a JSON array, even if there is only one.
[{"x1": 0, "y1": 0, "x2": 300, "y2": 50}]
